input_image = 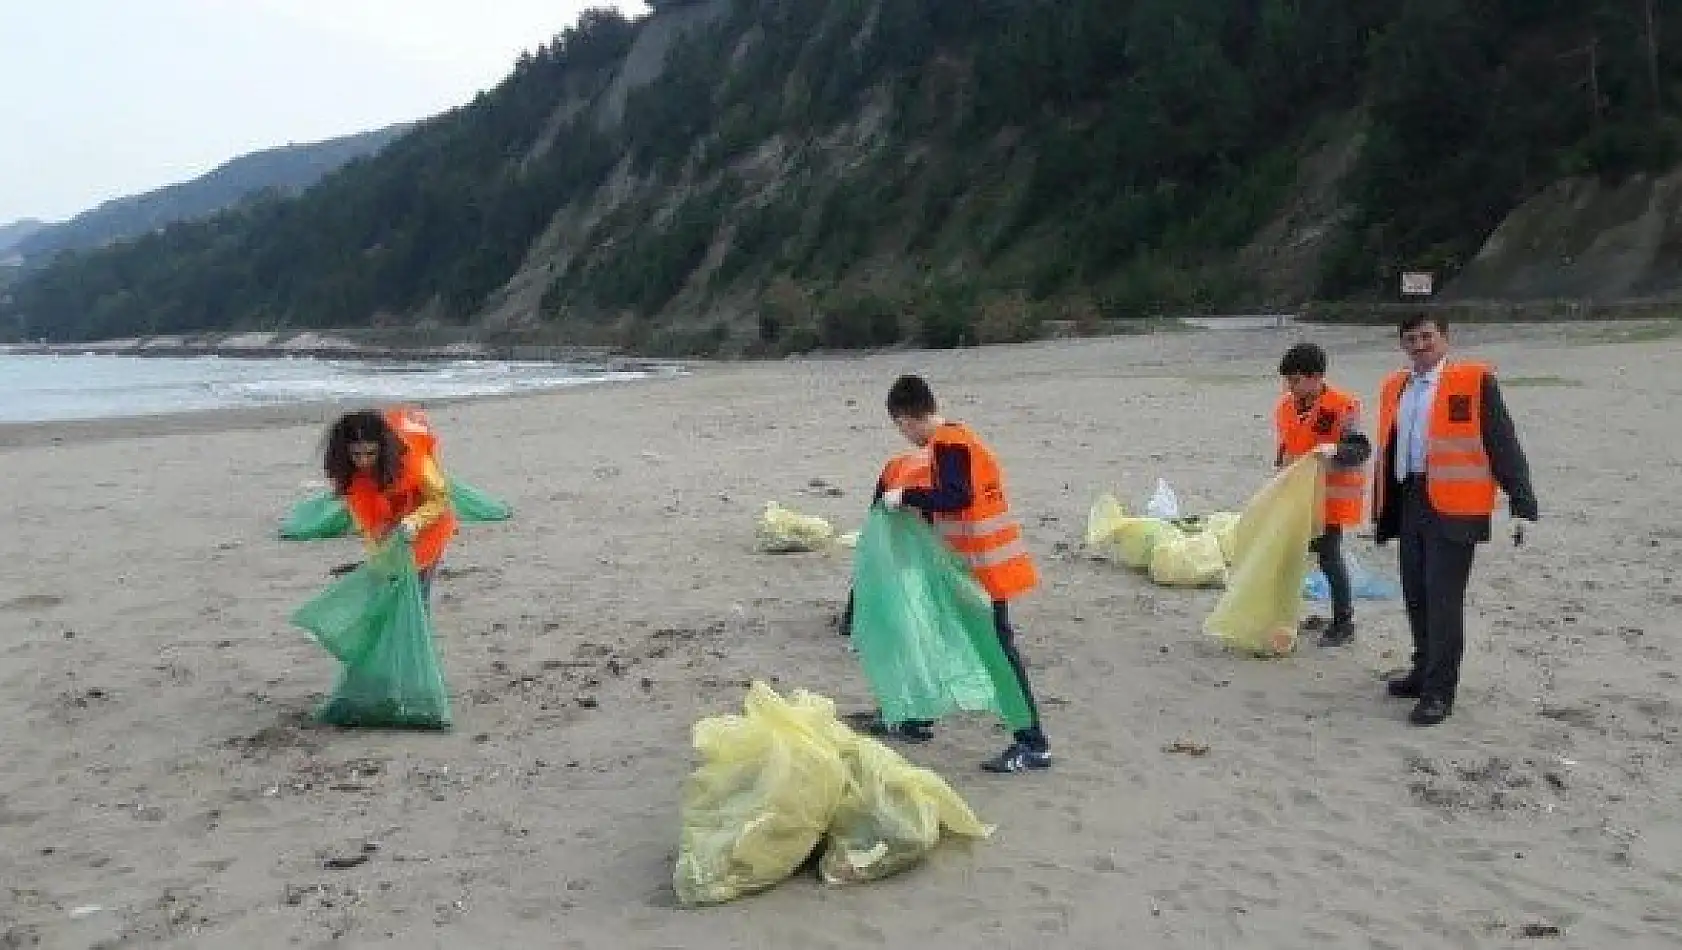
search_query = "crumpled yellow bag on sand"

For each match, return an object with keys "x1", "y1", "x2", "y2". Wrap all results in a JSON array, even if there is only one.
[
  {"x1": 1087, "y1": 493, "x2": 1237, "y2": 585},
  {"x1": 1085, "y1": 494, "x2": 1173, "y2": 569},
  {"x1": 1148, "y1": 529, "x2": 1228, "y2": 587},
  {"x1": 1204, "y1": 454, "x2": 1325, "y2": 657},
  {"x1": 819, "y1": 726, "x2": 989, "y2": 884},
  {"x1": 674, "y1": 682, "x2": 990, "y2": 906},
  {"x1": 756, "y1": 501, "x2": 837, "y2": 553}
]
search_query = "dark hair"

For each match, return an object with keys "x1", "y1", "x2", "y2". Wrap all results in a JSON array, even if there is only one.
[
  {"x1": 1278, "y1": 342, "x2": 1328, "y2": 377},
  {"x1": 1399, "y1": 312, "x2": 1447, "y2": 336},
  {"x1": 323, "y1": 410, "x2": 405, "y2": 495},
  {"x1": 885, "y1": 374, "x2": 938, "y2": 418}
]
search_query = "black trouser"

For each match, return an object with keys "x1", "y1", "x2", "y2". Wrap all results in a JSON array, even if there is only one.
[
  {"x1": 994, "y1": 602, "x2": 1048, "y2": 751},
  {"x1": 1309, "y1": 526, "x2": 1353, "y2": 623},
  {"x1": 1398, "y1": 479, "x2": 1478, "y2": 702}
]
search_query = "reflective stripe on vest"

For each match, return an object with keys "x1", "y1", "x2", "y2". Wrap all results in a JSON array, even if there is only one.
[
  {"x1": 1274, "y1": 386, "x2": 1368, "y2": 528},
  {"x1": 1374, "y1": 362, "x2": 1497, "y2": 520},
  {"x1": 927, "y1": 422, "x2": 1038, "y2": 601}
]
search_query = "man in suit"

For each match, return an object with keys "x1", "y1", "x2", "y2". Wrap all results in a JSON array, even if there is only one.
[{"x1": 1372, "y1": 313, "x2": 1538, "y2": 726}]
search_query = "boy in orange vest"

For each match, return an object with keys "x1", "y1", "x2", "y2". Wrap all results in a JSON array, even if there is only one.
[
  {"x1": 1275, "y1": 343, "x2": 1372, "y2": 646},
  {"x1": 874, "y1": 374, "x2": 1051, "y2": 774}
]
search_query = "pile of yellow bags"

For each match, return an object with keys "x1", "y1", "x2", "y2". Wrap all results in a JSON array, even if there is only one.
[
  {"x1": 1204, "y1": 455, "x2": 1325, "y2": 658},
  {"x1": 1085, "y1": 456, "x2": 1326, "y2": 657},
  {"x1": 1085, "y1": 495, "x2": 1237, "y2": 588},
  {"x1": 674, "y1": 682, "x2": 990, "y2": 906},
  {"x1": 755, "y1": 501, "x2": 839, "y2": 553}
]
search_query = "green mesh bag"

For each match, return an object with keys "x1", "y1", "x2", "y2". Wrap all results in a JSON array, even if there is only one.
[
  {"x1": 848, "y1": 507, "x2": 1033, "y2": 730},
  {"x1": 291, "y1": 536, "x2": 452, "y2": 729}
]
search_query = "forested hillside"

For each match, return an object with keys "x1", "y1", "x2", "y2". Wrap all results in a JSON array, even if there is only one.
[
  {"x1": 6, "y1": 125, "x2": 409, "y2": 267},
  {"x1": 4, "y1": 0, "x2": 1678, "y2": 353}
]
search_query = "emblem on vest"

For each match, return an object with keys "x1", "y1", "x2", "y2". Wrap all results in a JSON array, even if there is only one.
[
  {"x1": 1447, "y1": 394, "x2": 1473, "y2": 423},
  {"x1": 1313, "y1": 409, "x2": 1338, "y2": 435}
]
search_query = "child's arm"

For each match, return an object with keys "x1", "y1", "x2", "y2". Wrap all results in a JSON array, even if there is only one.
[
  {"x1": 400, "y1": 458, "x2": 451, "y2": 535},
  {"x1": 900, "y1": 443, "x2": 973, "y2": 514}
]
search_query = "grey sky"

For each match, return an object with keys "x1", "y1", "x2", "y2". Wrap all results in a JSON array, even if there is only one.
[{"x1": 0, "y1": 0, "x2": 646, "y2": 224}]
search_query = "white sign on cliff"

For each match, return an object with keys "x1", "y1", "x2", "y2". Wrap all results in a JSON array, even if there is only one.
[{"x1": 1400, "y1": 271, "x2": 1434, "y2": 296}]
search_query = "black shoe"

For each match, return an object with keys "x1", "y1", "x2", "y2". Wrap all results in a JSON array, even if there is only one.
[
  {"x1": 980, "y1": 743, "x2": 1052, "y2": 774},
  {"x1": 1318, "y1": 619, "x2": 1355, "y2": 647},
  {"x1": 1299, "y1": 616, "x2": 1330, "y2": 634},
  {"x1": 1386, "y1": 673, "x2": 1423, "y2": 699},
  {"x1": 1408, "y1": 697, "x2": 1452, "y2": 726}
]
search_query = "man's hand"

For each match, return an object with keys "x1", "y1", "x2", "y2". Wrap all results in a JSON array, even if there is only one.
[
  {"x1": 1313, "y1": 444, "x2": 1338, "y2": 459},
  {"x1": 880, "y1": 489, "x2": 905, "y2": 510}
]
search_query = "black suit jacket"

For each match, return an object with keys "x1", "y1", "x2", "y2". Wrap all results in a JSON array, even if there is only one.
[{"x1": 1374, "y1": 373, "x2": 1539, "y2": 545}]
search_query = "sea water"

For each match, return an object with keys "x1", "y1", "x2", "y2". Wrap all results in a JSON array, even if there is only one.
[{"x1": 0, "y1": 353, "x2": 671, "y2": 424}]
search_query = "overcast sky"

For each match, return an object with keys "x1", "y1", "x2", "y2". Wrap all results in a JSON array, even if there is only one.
[{"x1": 0, "y1": 0, "x2": 646, "y2": 224}]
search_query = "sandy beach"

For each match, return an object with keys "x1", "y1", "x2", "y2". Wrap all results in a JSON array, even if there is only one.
[{"x1": 3, "y1": 320, "x2": 1681, "y2": 949}]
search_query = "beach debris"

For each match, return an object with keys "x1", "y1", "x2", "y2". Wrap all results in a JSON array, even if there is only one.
[
  {"x1": 323, "y1": 843, "x2": 377, "y2": 870},
  {"x1": 1517, "y1": 923, "x2": 1562, "y2": 938},
  {"x1": 755, "y1": 502, "x2": 838, "y2": 553},
  {"x1": 1163, "y1": 738, "x2": 1210, "y2": 756}
]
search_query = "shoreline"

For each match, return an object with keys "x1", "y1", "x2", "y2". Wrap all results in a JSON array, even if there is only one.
[
  {"x1": 0, "y1": 329, "x2": 689, "y2": 374},
  {"x1": 0, "y1": 364, "x2": 695, "y2": 449}
]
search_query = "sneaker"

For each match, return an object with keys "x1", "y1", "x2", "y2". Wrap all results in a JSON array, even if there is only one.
[
  {"x1": 1299, "y1": 616, "x2": 1330, "y2": 634},
  {"x1": 1318, "y1": 619, "x2": 1355, "y2": 648},
  {"x1": 980, "y1": 743, "x2": 1052, "y2": 774}
]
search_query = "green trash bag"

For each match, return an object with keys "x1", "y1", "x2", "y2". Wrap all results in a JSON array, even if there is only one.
[
  {"x1": 448, "y1": 480, "x2": 512, "y2": 522},
  {"x1": 848, "y1": 506, "x2": 1033, "y2": 730},
  {"x1": 290, "y1": 535, "x2": 452, "y2": 729},
  {"x1": 279, "y1": 492, "x2": 355, "y2": 540},
  {"x1": 278, "y1": 481, "x2": 512, "y2": 540}
]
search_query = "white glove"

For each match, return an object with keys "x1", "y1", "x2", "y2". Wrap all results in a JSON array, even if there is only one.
[
  {"x1": 1314, "y1": 444, "x2": 1338, "y2": 459},
  {"x1": 881, "y1": 489, "x2": 905, "y2": 510}
]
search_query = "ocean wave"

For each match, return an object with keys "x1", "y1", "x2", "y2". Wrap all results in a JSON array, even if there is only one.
[{"x1": 0, "y1": 355, "x2": 676, "y2": 424}]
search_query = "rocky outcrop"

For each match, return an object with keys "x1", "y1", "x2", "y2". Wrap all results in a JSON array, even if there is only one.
[{"x1": 1445, "y1": 169, "x2": 1682, "y2": 302}]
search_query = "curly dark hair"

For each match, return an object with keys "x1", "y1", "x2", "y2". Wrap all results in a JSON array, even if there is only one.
[{"x1": 323, "y1": 410, "x2": 406, "y2": 495}]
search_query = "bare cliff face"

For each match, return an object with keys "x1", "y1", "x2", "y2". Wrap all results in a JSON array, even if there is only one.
[{"x1": 1446, "y1": 170, "x2": 1682, "y2": 303}]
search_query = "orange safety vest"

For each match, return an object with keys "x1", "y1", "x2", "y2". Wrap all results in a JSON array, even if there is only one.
[
  {"x1": 384, "y1": 405, "x2": 438, "y2": 461},
  {"x1": 1275, "y1": 385, "x2": 1367, "y2": 528},
  {"x1": 1374, "y1": 361, "x2": 1497, "y2": 521},
  {"x1": 927, "y1": 423, "x2": 1038, "y2": 602},
  {"x1": 345, "y1": 424, "x2": 458, "y2": 571},
  {"x1": 879, "y1": 447, "x2": 933, "y2": 492}
]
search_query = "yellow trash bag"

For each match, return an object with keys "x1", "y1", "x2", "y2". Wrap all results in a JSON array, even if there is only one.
[
  {"x1": 674, "y1": 683, "x2": 849, "y2": 906},
  {"x1": 1203, "y1": 455, "x2": 1325, "y2": 657},
  {"x1": 1207, "y1": 511, "x2": 1241, "y2": 563},
  {"x1": 756, "y1": 501, "x2": 837, "y2": 553},
  {"x1": 1148, "y1": 528, "x2": 1228, "y2": 587},
  {"x1": 818, "y1": 728, "x2": 991, "y2": 885},
  {"x1": 1085, "y1": 493, "x2": 1172, "y2": 569}
]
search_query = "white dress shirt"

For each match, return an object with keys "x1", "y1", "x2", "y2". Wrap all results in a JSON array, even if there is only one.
[{"x1": 1395, "y1": 359, "x2": 1444, "y2": 481}]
